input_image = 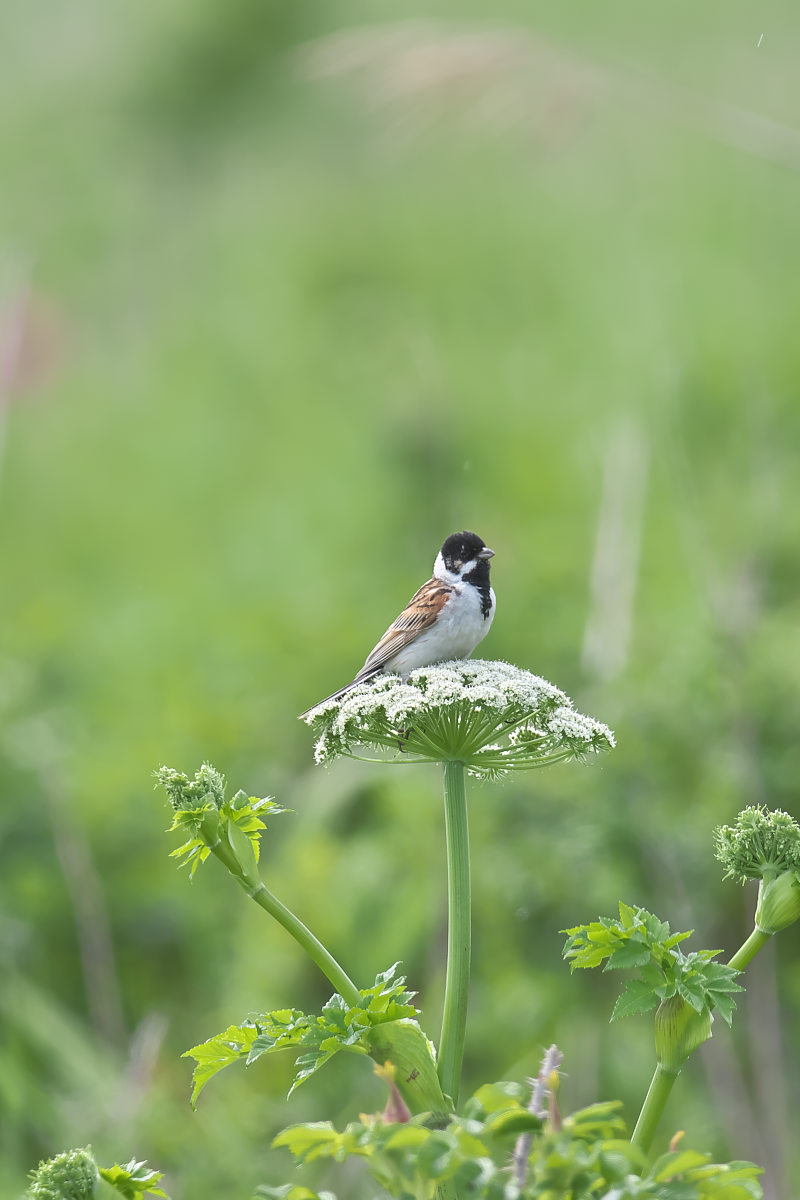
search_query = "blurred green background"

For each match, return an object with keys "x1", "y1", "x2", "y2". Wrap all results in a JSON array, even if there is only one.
[{"x1": 2, "y1": 1, "x2": 800, "y2": 1197}]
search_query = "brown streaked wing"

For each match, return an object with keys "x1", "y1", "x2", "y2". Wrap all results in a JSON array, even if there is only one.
[{"x1": 355, "y1": 578, "x2": 453, "y2": 678}]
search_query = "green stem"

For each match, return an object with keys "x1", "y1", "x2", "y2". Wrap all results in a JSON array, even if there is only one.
[
  {"x1": 208, "y1": 841, "x2": 361, "y2": 1007},
  {"x1": 630, "y1": 927, "x2": 773, "y2": 1157},
  {"x1": 438, "y1": 759, "x2": 471, "y2": 1107},
  {"x1": 728, "y1": 926, "x2": 772, "y2": 972},
  {"x1": 630, "y1": 1063, "x2": 679, "y2": 1154}
]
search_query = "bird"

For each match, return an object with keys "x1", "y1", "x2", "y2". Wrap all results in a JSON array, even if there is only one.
[{"x1": 300, "y1": 530, "x2": 496, "y2": 717}]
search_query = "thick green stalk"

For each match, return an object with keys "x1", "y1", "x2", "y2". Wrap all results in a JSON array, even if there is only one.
[
  {"x1": 630, "y1": 1064, "x2": 679, "y2": 1154},
  {"x1": 438, "y1": 759, "x2": 471, "y2": 1106},
  {"x1": 728, "y1": 926, "x2": 772, "y2": 972},
  {"x1": 208, "y1": 840, "x2": 361, "y2": 1007},
  {"x1": 631, "y1": 927, "x2": 773, "y2": 1157}
]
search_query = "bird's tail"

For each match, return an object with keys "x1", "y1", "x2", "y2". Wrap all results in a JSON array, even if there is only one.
[{"x1": 299, "y1": 669, "x2": 381, "y2": 720}]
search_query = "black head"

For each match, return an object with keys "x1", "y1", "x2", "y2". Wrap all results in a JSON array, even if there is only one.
[{"x1": 437, "y1": 530, "x2": 495, "y2": 582}]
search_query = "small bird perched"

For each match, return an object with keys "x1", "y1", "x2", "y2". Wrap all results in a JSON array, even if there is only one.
[{"x1": 301, "y1": 530, "x2": 496, "y2": 716}]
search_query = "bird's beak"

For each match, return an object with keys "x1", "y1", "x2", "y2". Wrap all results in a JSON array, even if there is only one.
[{"x1": 478, "y1": 547, "x2": 495, "y2": 559}]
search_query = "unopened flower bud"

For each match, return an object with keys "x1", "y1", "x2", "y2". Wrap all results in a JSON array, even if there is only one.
[
  {"x1": 654, "y1": 995, "x2": 712, "y2": 1073},
  {"x1": 755, "y1": 871, "x2": 800, "y2": 935}
]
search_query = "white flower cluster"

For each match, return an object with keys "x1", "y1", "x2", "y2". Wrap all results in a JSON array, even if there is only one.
[{"x1": 303, "y1": 659, "x2": 615, "y2": 776}]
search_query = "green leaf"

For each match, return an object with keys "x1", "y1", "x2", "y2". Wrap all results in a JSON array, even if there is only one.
[
  {"x1": 381, "y1": 1125, "x2": 431, "y2": 1151},
  {"x1": 563, "y1": 905, "x2": 743, "y2": 1031},
  {"x1": 223, "y1": 792, "x2": 285, "y2": 864},
  {"x1": 564, "y1": 1099, "x2": 627, "y2": 1140},
  {"x1": 98, "y1": 1160, "x2": 169, "y2": 1199},
  {"x1": 184, "y1": 965, "x2": 443, "y2": 1110},
  {"x1": 167, "y1": 803, "x2": 219, "y2": 875},
  {"x1": 638, "y1": 908, "x2": 674, "y2": 944},
  {"x1": 677, "y1": 973, "x2": 708, "y2": 1013},
  {"x1": 711, "y1": 991, "x2": 738, "y2": 1026},
  {"x1": 702, "y1": 961, "x2": 744, "y2": 989},
  {"x1": 183, "y1": 1021, "x2": 260, "y2": 1106},
  {"x1": 272, "y1": 1122, "x2": 374, "y2": 1167},
  {"x1": 354, "y1": 961, "x2": 418, "y2": 1021},
  {"x1": 272, "y1": 1123, "x2": 341, "y2": 1161},
  {"x1": 605, "y1": 940, "x2": 653, "y2": 970},
  {"x1": 618, "y1": 901, "x2": 640, "y2": 929},
  {"x1": 481, "y1": 1108, "x2": 542, "y2": 1138},
  {"x1": 611, "y1": 978, "x2": 660, "y2": 1020},
  {"x1": 650, "y1": 1148, "x2": 713, "y2": 1178},
  {"x1": 468, "y1": 1080, "x2": 529, "y2": 1115}
]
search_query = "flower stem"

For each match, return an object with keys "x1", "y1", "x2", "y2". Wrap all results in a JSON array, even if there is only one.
[
  {"x1": 208, "y1": 840, "x2": 361, "y2": 1007},
  {"x1": 728, "y1": 926, "x2": 772, "y2": 972},
  {"x1": 630, "y1": 1063, "x2": 679, "y2": 1154},
  {"x1": 629, "y1": 927, "x2": 773, "y2": 1157},
  {"x1": 438, "y1": 759, "x2": 471, "y2": 1106}
]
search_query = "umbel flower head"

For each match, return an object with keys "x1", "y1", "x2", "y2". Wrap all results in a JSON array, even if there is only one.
[{"x1": 302, "y1": 659, "x2": 615, "y2": 777}]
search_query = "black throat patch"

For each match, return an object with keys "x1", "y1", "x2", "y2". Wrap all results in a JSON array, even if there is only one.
[{"x1": 462, "y1": 559, "x2": 493, "y2": 618}]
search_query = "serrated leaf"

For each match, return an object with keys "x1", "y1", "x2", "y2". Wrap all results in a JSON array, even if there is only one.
[
  {"x1": 247, "y1": 1010, "x2": 313, "y2": 1061},
  {"x1": 168, "y1": 836, "x2": 211, "y2": 875},
  {"x1": 618, "y1": 901, "x2": 640, "y2": 929},
  {"x1": 639, "y1": 909, "x2": 673, "y2": 943},
  {"x1": 356, "y1": 962, "x2": 417, "y2": 1021},
  {"x1": 185, "y1": 967, "x2": 438, "y2": 1113},
  {"x1": 563, "y1": 904, "x2": 746, "y2": 1034},
  {"x1": 99, "y1": 1160, "x2": 169, "y2": 1199},
  {"x1": 702, "y1": 962, "x2": 744, "y2": 990},
  {"x1": 183, "y1": 1022, "x2": 259, "y2": 1106},
  {"x1": 710, "y1": 991, "x2": 738, "y2": 1026},
  {"x1": 611, "y1": 978, "x2": 660, "y2": 1021},
  {"x1": 605, "y1": 941, "x2": 652, "y2": 971},
  {"x1": 664, "y1": 930, "x2": 693, "y2": 949},
  {"x1": 639, "y1": 960, "x2": 667, "y2": 988},
  {"x1": 677, "y1": 974, "x2": 708, "y2": 1013}
]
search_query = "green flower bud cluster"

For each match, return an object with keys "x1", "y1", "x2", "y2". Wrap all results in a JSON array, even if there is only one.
[
  {"x1": 28, "y1": 1148, "x2": 99, "y2": 1200},
  {"x1": 715, "y1": 805, "x2": 800, "y2": 936},
  {"x1": 157, "y1": 763, "x2": 225, "y2": 813}
]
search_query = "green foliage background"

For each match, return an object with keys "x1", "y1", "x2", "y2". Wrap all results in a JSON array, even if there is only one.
[{"x1": 1, "y1": 1, "x2": 799, "y2": 1196}]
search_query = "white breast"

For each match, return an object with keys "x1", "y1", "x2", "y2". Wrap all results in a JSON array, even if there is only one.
[{"x1": 384, "y1": 584, "x2": 495, "y2": 675}]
